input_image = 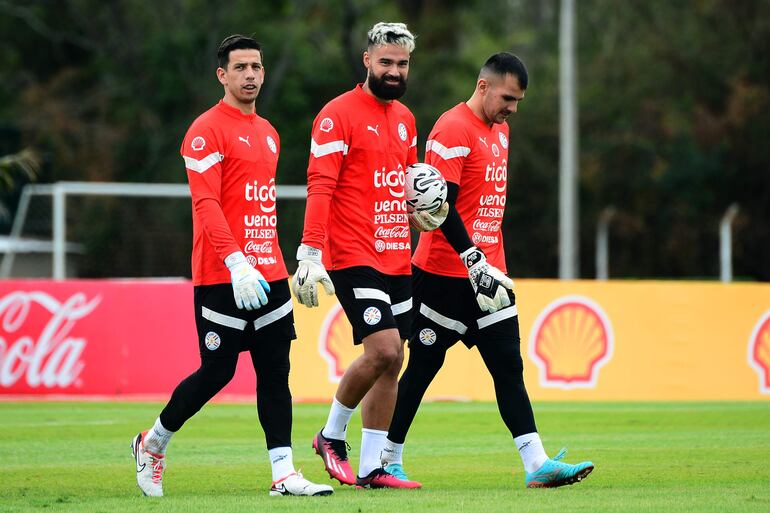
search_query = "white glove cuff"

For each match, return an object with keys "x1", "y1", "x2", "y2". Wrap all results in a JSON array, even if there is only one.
[
  {"x1": 224, "y1": 251, "x2": 247, "y2": 269},
  {"x1": 296, "y1": 243, "x2": 322, "y2": 262},
  {"x1": 459, "y1": 246, "x2": 485, "y2": 269}
]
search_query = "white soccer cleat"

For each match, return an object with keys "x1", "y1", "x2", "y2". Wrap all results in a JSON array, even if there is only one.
[
  {"x1": 269, "y1": 471, "x2": 334, "y2": 496},
  {"x1": 131, "y1": 431, "x2": 166, "y2": 497}
]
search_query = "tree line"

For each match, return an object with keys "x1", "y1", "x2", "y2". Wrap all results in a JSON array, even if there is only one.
[{"x1": 1, "y1": 0, "x2": 768, "y2": 280}]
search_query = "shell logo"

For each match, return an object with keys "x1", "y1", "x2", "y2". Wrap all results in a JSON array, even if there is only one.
[
  {"x1": 318, "y1": 304, "x2": 356, "y2": 383},
  {"x1": 528, "y1": 295, "x2": 614, "y2": 389},
  {"x1": 748, "y1": 310, "x2": 770, "y2": 394}
]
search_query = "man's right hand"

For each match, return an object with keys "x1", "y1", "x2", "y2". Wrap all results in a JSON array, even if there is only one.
[
  {"x1": 292, "y1": 244, "x2": 335, "y2": 308},
  {"x1": 459, "y1": 246, "x2": 514, "y2": 314}
]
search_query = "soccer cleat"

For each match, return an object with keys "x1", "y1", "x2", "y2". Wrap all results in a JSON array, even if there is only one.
[
  {"x1": 131, "y1": 431, "x2": 166, "y2": 497},
  {"x1": 383, "y1": 463, "x2": 411, "y2": 481},
  {"x1": 356, "y1": 467, "x2": 422, "y2": 489},
  {"x1": 269, "y1": 471, "x2": 334, "y2": 496},
  {"x1": 525, "y1": 448, "x2": 594, "y2": 488},
  {"x1": 312, "y1": 430, "x2": 356, "y2": 485}
]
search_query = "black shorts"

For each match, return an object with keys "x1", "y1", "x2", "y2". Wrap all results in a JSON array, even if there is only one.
[
  {"x1": 193, "y1": 279, "x2": 296, "y2": 359},
  {"x1": 410, "y1": 265, "x2": 519, "y2": 350},
  {"x1": 328, "y1": 266, "x2": 412, "y2": 344}
]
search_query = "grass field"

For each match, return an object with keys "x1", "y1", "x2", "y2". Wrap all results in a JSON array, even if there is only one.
[{"x1": 2, "y1": 401, "x2": 769, "y2": 512}]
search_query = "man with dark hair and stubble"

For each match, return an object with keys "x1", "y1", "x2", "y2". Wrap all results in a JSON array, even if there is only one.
[
  {"x1": 380, "y1": 52, "x2": 595, "y2": 488},
  {"x1": 130, "y1": 34, "x2": 332, "y2": 498}
]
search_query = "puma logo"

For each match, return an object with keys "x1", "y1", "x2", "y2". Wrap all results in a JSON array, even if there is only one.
[
  {"x1": 367, "y1": 124, "x2": 379, "y2": 136},
  {"x1": 239, "y1": 136, "x2": 251, "y2": 147},
  {"x1": 478, "y1": 136, "x2": 488, "y2": 147}
]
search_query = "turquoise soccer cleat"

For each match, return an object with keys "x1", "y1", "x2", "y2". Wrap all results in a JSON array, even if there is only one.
[
  {"x1": 383, "y1": 463, "x2": 410, "y2": 481},
  {"x1": 525, "y1": 448, "x2": 594, "y2": 488}
]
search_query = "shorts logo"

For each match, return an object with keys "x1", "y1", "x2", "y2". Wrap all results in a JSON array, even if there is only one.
[
  {"x1": 397, "y1": 122, "x2": 407, "y2": 142},
  {"x1": 419, "y1": 328, "x2": 437, "y2": 346},
  {"x1": 319, "y1": 117, "x2": 334, "y2": 133},
  {"x1": 498, "y1": 132, "x2": 508, "y2": 149},
  {"x1": 266, "y1": 135, "x2": 277, "y2": 154},
  {"x1": 528, "y1": 295, "x2": 613, "y2": 389},
  {"x1": 191, "y1": 136, "x2": 206, "y2": 151},
  {"x1": 363, "y1": 306, "x2": 382, "y2": 325},
  {"x1": 204, "y1": 331, "x2": 221, "y2": 351},
  {"x1": 748, "y1": 309, "x2": 770, "y2": 394}
]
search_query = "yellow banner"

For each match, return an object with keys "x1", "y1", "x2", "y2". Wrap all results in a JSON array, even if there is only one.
[{"x1": 288, "y1": 280, "x2": 770, "y2": 401}]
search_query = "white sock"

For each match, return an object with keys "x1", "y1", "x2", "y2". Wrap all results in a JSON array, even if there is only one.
[
  {"x1": 322, "y1": 397, "x2": 356, "y2": 441},
  {"x1": 381, "y1": 438, "x2": 404, "y2": 466},
  {"x1": 143, "y1": 417, "x2": 174, "y2": 454},
  {"x1": 514, "y1": 432, "x2": 549, "y2": 473},
  {"x1": 269, "y1": 447, "x2": 295, "y2": 482},
  {"x1": 359, "y1": 428, "x2": 388, "y2": 478}
]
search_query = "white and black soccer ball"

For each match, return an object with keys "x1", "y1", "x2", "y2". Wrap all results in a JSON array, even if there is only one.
[{"x1": 405, "y1": 163, "x2": 447, "y2": 213}]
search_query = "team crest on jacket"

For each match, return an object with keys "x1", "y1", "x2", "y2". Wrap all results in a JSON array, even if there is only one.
[
  {"x1": 266, "y1": 135, "x2": 277, "y2": 154},
  {"x1": 498, "y1": 132, "x2": 508, "y2": 149},
  {"x1": 191, "y1": 136, "x2": 206, "y2": 151},
  {"x1": 319, "y1": 117, "x2": 334, "y2": 133},
  {"x1": 398, "y1": 122, "x2": 407, "y2": 141}
]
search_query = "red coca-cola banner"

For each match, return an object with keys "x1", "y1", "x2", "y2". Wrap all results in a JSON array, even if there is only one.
[{"x1": 0, "y1": 280, "x2": 256, "y2": 398}]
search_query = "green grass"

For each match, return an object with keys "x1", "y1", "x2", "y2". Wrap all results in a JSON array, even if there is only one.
[{"x1": 1, "y1": 401, "x2": 769, "y2": 512}]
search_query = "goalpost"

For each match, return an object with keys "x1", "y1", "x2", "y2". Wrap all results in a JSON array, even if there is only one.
[{"x1": 1, "y1": 182, "x2": 307, "y2": 279}]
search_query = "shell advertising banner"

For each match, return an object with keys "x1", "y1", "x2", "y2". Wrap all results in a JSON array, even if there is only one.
[{"x1": 1, "y1": 279, "x2": 769, "y2": 401}]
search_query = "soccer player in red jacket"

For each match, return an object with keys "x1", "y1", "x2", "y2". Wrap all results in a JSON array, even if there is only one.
[
  {"x1": 130, "y1": 34, "x2": 332, "y2": 498},
  {"x1": 381, "y1": 53, "x2": 595, "y2": 488},
  {"x1": 292, "y1": 22, "x2": 439, "y2": 489}
]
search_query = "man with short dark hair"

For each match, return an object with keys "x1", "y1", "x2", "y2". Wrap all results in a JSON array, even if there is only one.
[
  {"x1": 130, "y1": 34, "x2": 332, "y2": 498},
  {"x1": 381, "y1": 52, "x2": 595, "y2": 489}
]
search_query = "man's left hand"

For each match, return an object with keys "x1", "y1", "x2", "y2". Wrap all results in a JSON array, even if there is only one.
[{"x1": 408, "y1": 202, "x2": 449, "y2": 232}]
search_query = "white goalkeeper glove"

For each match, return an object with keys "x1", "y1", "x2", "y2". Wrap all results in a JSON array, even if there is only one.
[
  {"x1": 460, "y1": 246, "x2": 514, "y2": 314},
  {"x1": 292, "y1": 243, "x2": 335, "y2": 308},
  {"x1": 225, "y1": 251, "x2": 270, "y2": 311},
  {"x1": 408, "y1": 202, "x2": 449, "y2": 232}
]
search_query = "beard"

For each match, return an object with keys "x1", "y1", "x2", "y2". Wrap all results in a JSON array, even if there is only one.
[{"x1": 367, "y1": 72, "x2": 407, "y2": 100}]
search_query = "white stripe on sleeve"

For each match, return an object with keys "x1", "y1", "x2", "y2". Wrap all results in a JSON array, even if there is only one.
[
  {"x1": 426, "y1": 139, "x2": 470, "y2": 160},
  {"x1": 184, "y1": 152, "x2": 224, "y2": 174},
  {"x1": 311, "y1": 139, "x2": 349, "y2": 158}
]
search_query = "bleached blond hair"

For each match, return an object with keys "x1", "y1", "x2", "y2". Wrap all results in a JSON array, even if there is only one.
[{"x1": 367, "y1": 22, "x2": 416, "y2": 53}]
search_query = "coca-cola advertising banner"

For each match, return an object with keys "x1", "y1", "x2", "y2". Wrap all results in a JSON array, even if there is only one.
[
  {"x1": 2, "y1": 279, "x2": 770, "y2": 401},
  {"x1": 0, "y1": 280, "x2": 256, "y2": 398}
]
